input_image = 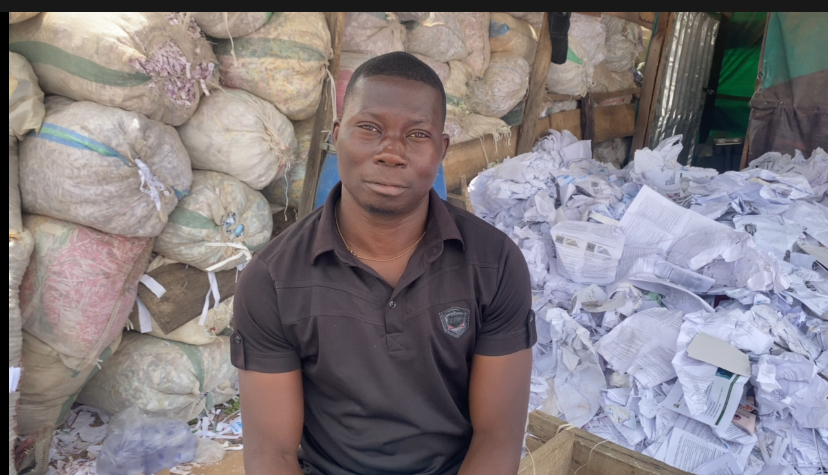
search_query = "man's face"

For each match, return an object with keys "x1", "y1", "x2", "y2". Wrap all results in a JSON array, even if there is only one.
[{"x1": 333, "y1": 75, "x2": 449, "y2": 216}]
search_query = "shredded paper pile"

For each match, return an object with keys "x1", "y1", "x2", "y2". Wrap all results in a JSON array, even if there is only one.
[{"x1": 470, "y1": 131, "x2": 828, "y2": 475}]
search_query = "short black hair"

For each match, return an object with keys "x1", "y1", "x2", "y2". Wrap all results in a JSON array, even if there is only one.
[{"x1": 342, "y1": 51, "x2": 447, "y2": 122}]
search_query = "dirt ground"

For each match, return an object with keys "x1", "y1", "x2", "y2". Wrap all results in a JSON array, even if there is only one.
[{"x1": 157, "y1": 450, "x2": 245, "y2": 475}]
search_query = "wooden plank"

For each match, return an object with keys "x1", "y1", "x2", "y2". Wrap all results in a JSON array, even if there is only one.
[
  {"x1": 594, "y1": 103, "x2": 636, "y2": 142},
  {"x1": 534, "y1": 109, "x2": 582, "y2": 143},
  {"x1": 524, "y1": 412, "x2": 692, "y2": 475},
  {"x1": 516, "y1": 13, "x2": 552, "y2": 155},
  {"x1": 632, "y1": 12, "x2": 673, "y2": 151},
  {"x1": 592, "y1": 87, "x2": 640, "y2": 103},
  {"x1": 545, "y1": 92, "x2": 583, "y2": 101},
  {"x1": 581, "y1": 93, "x2": 595, "y2": 141},
  {"x1": 442, "y1": 126, "x2": 518, "y2": 192},
  {"x1": 298, "y1": 12, "x2": 345, "y2": 218}
]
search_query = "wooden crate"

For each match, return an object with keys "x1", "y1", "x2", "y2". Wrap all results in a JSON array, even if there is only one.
[{"x1": 521, "y1": 411, "x2": 690, "y2": 475}]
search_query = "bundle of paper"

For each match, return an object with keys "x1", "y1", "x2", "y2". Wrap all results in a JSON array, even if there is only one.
[{"x1": 470, "y1": 133, "x2": 828, "y2": 475}]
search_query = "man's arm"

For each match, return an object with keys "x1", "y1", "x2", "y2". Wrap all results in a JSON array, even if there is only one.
[
  {"x1": 239, "y1": 369, "x2": 305, "y2": 475},
  {"x1": 458, "y1": 349, "x2": 533, "y2": 475}
]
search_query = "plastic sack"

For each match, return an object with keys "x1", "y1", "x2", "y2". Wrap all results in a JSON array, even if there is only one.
[
  {"x1": 414, "y1": 54, "x2": 450, "y2": 82},
  {"x1": 506, "y1": 12, "x2": 544, "y2": 31},
  {"x1": 9, "y1": 138, "x2": 32, "y2": 370},
  {"x1": 20, "y1": 214, "x2": 153, "y2": 370},
  {"x1": 593, "y1": 138, "x2": 631, "y2": 168},
  {"x1": 154, "y1": 171, "x2": 272, "y2": 273},
  {"x1": 9, "y1": 391, "x2": 19, "y2": 475},
  {"x1": 192, "y1": 12, "x2": 270, "y2": 38},
  {"x1": 96, "y1": 406, "x2": 196, "y2": 475},
  {"x1": 9, "y1": 52, "x2": 45, "y2": 140},
  {"x1": 17, "y1": 331, "x2": 121, "y2": 436},
  {"x1": 215, "y1": 12, "x2": 332, "y2": 121},
  {"x1": 444, "y1": 60, "x2": 474, "y2": 107},
  {"x1": 591, "y1": 62, "x2": 636, "y2": 95},
  {"x1": 489, "y1": 13, "x2": 538, "y2": 66},
  {"x1": 262, "y1": 117, "x2": 315, "y2": 210},
  {"x1": 78, "y1": 333, "x2": 238, "y2": 422},
  {"x1": 457, "y1": 12, "x2": 490, "y2": 78},
  {"x1": 177, "y1": 88, "x2": 296, "y2": 190},
  {"x1": 131, "y1": 297, "x2": 234, "y2": 346},
  {"x1": 444, "y1": 107, "x2": 511, "y2": 145},
  {"x1": 546, "y1": 37, "x2": 590, "y2": 97},
  {"x1": 343, "y1": 12, "x2": 405, "y2": 57},
  {"x1": 569, "y1": 13, "x2": 607, "y2": 68},
  {"x1": 19, "y1": 97, "x2": 193, "y2": 238},
  {"x1": 467, "y1": 53, "x2": 530, "y2": 118},
  {"x1": 404, "y1": 12, "x2": 468, "y2": 63},
  {"x1": 395, "y1": 12, "x2": 429, "y2": 22},
  {"x1": 9, "y1": 12, "x2": 217, "y2": 126},
  {"x1": 602, "y1": 15, "x2": 643, "y2": 72},
  {"x1": 9, "y1": 12, "x2": 38, "y2": 24}
]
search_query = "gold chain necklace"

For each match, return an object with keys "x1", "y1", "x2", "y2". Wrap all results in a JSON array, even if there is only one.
[{"x1": 334, "y1": 203, "x2": 427, "y2": 262}]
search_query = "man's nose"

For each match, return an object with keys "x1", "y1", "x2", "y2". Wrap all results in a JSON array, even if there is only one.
[{"x1": 373, "y1": 138, "x2": 406, "y2": 167}]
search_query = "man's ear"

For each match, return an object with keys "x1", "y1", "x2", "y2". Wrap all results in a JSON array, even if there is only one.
[
  {"x1": 441, "y1": 133, "x2": 451, "y2": 162},
  {"x1": 332, "y1": 119, "x2": 341, "y2": 146}
]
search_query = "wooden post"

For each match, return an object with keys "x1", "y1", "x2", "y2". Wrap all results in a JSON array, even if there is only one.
[
  {"x1": 580, "y1": 93, "x2": 595, "y2": 141},
  {"x1": 633, "y1": 12, "x2": 673, "y2": 151},
  {"x1": 515, "y1": 12, "x2": 553, "y2": 155},
  {"x1": 298, "y1": 12, "x2": 345, "y2": 218}
]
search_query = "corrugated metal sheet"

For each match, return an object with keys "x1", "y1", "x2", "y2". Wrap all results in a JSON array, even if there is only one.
[{"x1": 649, "y1": 12, "x2": 720, "y2": 163}]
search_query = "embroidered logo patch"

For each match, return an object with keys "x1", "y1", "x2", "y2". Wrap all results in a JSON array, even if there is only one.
[{"x1": 440, "y1": 307, "x2": 470, "y2": 338}]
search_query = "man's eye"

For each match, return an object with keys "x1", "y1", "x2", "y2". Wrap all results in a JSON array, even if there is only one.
[
  {"x1": 410, "y1": 132, "x2": 429, "y2": 139},
  {"x1": 358, "y1": 125, "x2": 378, "y2": 132}
]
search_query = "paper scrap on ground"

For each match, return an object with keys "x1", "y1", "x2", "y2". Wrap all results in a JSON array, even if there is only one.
[
  {"x1": 550, "y1": 221, "x2": 625, "y2": 284},
  {"x1": 597, "y1": 308, "x2": 683, "y2": 388},
  {"x1": 662, "y1": 372, "x2": 746, "y2": 435}
]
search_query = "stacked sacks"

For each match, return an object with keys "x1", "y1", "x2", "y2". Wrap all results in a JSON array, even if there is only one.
[
  {"x1": 9, "y1": 12, "x2": 217, "y2": 126},
  {"x1": 9, "y1": 50, "x2": 44, "y2": 475},
  {"x1": 457, "y1": 12, "x2": 491, "y2": 78},
  {"x1": 192, "y1": 12, "x2": 271, "y2": 38},
  {"x1": 467, "y1": 53, "x2": 530, "y2": 118},
  {"x1": 18, "y1": 97, "x2": 193, "y2": 238},
  {"x1": 16, "y1": 214, "x2": 152, "y2": 473},
  {"x1": 263, "y1": 117, "x2": 315, "y2": 211},
  {"x1": 342, "y1": 12, "x2": 406, "y2": 57},
  {"x1": 602, "y1": 15, "x2": 644, "y2": 73},
  {"x1": 177, "y1": 88, "x2": 297, "y2": 191},
  {"x1": 334, "y1": 52, "x2": 371, "y2": 118},
  {"x1": 404, "y1": 12, "x2": 468, "y2": 63},
  {"x1": 546, "y1": 37, "x2": 590, "y2": 97},
  {"x1": 154, "y1": 170, "x2": 272, "y2": 273},
  {"x1": 215, "y1": 12, "x2": 333, "y2": 121},
  {"x1": 78, "y1": 333, "x2": 237, "y2": 422},
  {"x1": 489, "y1": 13, "x2": 538, "y2": 66}
]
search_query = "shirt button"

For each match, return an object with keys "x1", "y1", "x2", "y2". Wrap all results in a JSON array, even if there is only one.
[
  {"x1": 388, "y1": 300, "x2": 397, "y2": 309},
  {"x1": 234, "y1": 335, "x2": 241, "y2": 344}
]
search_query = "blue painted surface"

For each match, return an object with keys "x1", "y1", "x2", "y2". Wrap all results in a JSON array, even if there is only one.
[{"x1": 314, "y1": 151, "x2": 449, "y2": 209}]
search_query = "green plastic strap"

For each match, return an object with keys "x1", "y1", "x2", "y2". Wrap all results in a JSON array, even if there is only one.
[
  {"x1": 170, "y1": 340, "x2": 206, "y2": 393},
  {"x1": 566, "y1": 47, "x2": 584, "y2": 65},
  {"x1": 8, "y1": 41, "x2": 152, "y2": 88},
  {"x1": 216, "y1": 37, "x2": 326, "y2": 62},
  {"x1": 168, "y1": 207, "x2": 219, "y2": 231}
]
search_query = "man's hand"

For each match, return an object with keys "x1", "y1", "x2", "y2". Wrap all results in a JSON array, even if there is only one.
[
  {"x1": 458, "y1": 349, "x2": 532, "y2": 475},
  {"x1": 239, "y1": 369, "x2": 305, "y2": 475}
]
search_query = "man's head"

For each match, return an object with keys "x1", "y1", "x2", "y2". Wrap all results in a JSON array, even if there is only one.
[{"x1": 333, "y1": 52, "x2": 450, "y2": 216}]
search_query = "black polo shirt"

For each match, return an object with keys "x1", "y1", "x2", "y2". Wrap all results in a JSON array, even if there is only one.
[{"x1": 231, "y1": 183, "x2": 535, "y2": 475}]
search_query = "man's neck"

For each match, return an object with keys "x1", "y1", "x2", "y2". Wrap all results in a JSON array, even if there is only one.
[{"x1": 337, "y1": 189, "x2": 429, "y2": 260}]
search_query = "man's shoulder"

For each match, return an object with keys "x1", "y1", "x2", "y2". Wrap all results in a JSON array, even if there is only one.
[
  {"x1": 254, "y1": 206, "x2": 324, "y2": 275},
  {"x1": 442, "y1": 200, "x2": 517, "y2": 259}
]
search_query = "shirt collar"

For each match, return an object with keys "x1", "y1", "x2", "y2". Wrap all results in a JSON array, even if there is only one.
[{"x1": 310, "y1": 182, "x2": 465, "y2": 265}]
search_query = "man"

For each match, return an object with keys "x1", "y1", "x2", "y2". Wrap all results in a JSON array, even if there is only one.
[{"x1": 232, "y1": 52, "x2": 536, "y2": 475}]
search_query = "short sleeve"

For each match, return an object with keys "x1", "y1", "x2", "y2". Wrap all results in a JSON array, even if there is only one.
[
  {"x1": 231, "y1": 255, "x2": 301, "y2": 373},
  {"x1": 475, "y1": 237, "x2": 537, "y2": 356}
]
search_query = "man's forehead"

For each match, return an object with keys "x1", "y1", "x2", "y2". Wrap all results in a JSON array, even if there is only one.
[{"x1": 346, "y1": 75, "x2": 444, "y2": 119}]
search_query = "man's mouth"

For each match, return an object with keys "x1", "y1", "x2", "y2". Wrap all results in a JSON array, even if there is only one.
[{"x1": 364, "y1": 181, "x2": 407, "y2": 196}]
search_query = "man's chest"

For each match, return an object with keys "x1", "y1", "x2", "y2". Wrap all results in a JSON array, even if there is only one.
[{"x1": 274, "y1": 262, "x2": 497, "y2": 361}]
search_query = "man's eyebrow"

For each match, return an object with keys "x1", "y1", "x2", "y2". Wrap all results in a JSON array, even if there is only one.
[{"x1": 359, "y1": 110, "x2": 435, "y2": 125}]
